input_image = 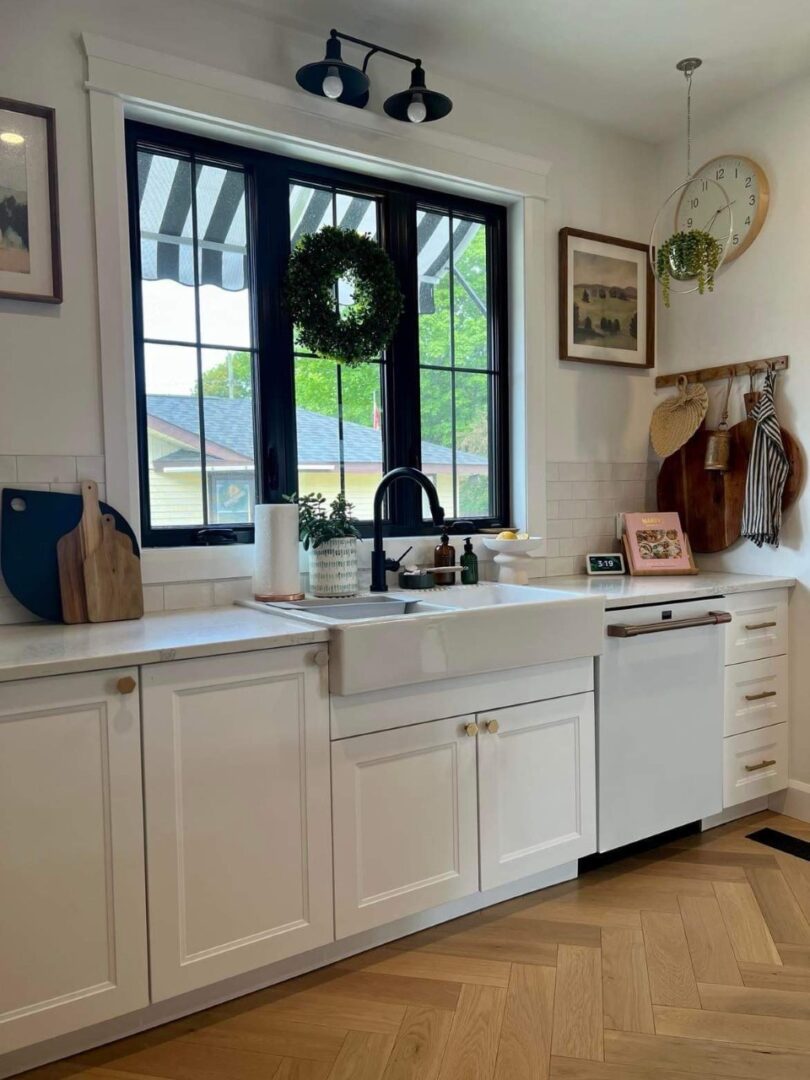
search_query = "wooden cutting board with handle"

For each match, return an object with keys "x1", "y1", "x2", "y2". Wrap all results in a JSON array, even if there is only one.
[
  {"x1": 83, "y1": 514, "x2": 144, "y2": 623},
  {"x1": 57, "y1": 480, "x2": 106, "y2": 624},
  {"x1": 657, "y1": 419, "x2": 803, "y2": 553}
]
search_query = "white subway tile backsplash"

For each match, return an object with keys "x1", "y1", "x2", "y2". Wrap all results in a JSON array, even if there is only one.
[
  {"x1": 557, "y1": 462, "x2": 589, "y2": 481},
  {"x1": 213, "y1": 578, "x2": 253, "y2": 606},
  {"x1": 0, "y1": 457, "x2": 17, "y2": 482},
  {"x1": 545, "y1": 462, "x2": 560, "y2": 481},
  {"x1": 547, "y1": 481, "x2": 573, "y2": 501},
  {"x1": 49, "y1": 483, "x2": 81, "y2": 495},
  {"x1": 613, "y1": 462, "x2": 647, "y2": 481},
  {"x1": 0, "y1": 595, "x2": 40, "y2": 625},
  {"x1": 546, "y1": 556, "x2": 575, "y2": 577},
  {"x1": 586, "y1": 463, "x2": 613, "y2": 481},
  {"x1": 163, "y1": 582, "x2": 214, "y2": 611},
  {"x1": 547, "y1": 501, "x2": 561, "y2": 520},
  {"x1": 142, "y1": 585, "x2": 165, "y2": 613},
  {"x1": 76, "y1": 456, "x2": 106, "y2": 483},
  {"x1": 546, "y1": 519, "x2": 573, "y2": 539},
  {"x1": 16, "y1": 455, "x2": 77, "y2": 484}
]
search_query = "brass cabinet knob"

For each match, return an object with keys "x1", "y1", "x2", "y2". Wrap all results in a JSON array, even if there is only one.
[
  {"x1": 117, "y1": 675, "x2": 137, "y2": 695},
  {"x1": 485, "y1": 718, "x2": 500, "y2": 734},
  {"x1": 312, "y1": 649, "x2": 329, "y2": 668},
  {"x1": 464, "y1": 722, "x2": 479, "y2": 737}
]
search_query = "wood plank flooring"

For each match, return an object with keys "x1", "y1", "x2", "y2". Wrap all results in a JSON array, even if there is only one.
[{"x1": 21, "y1": 811, "x2": 810, "y2": 1080}]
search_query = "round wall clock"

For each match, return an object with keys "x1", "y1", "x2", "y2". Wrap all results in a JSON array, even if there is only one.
[{"x1": 675, "y1": 155, "x2": 770, "y2": 264}]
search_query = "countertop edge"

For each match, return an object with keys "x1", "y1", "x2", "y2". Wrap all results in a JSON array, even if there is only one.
[{"x1": 525, "y1": 572, "x2": 796, "y2": 610}]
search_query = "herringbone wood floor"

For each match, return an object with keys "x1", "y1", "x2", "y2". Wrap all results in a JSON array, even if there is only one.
[{"x1": 22, "y1": 811, "x2": 810, "y2": 1080}]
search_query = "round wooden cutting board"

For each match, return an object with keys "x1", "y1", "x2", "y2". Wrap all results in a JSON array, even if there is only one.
[{"x1": 657, "y1": 419, "x2": 803, "y2": 553}]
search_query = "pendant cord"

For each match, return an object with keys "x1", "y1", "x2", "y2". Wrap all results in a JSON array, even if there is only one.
[{"x1": 685, "y1": 68, "x2": 692, "y2": 180}]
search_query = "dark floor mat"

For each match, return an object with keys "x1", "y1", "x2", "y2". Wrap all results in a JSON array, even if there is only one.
[{"x1": 747, "y1": 827, "x2": 810, "y2": 861}]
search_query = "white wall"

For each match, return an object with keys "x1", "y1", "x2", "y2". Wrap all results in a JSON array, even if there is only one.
[
  {"x1": 657, "y1": 71, "x2": 810, "y2": 783},
  {"x1": 0, "y1": 0, "x2": 657, "y2": 460}
]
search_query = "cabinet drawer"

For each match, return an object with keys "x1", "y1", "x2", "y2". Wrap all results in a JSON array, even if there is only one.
[
  {"x1": 725, "y1": 589, "x2": 788, "y2": 665},
  {"x1": 723, "y1": 723, "x2": 788, "y2": 807},
  {"x1": 724, "y1": 655, "x2": 788, "y2": 737}
]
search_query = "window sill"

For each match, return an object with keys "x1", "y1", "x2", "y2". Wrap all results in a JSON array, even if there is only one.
[{"x1": 140, "y1": 533, "x2": 515, "y2": 585}]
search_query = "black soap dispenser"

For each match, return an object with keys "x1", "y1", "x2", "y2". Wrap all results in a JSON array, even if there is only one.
[{"x1": 460, "y1": 537, "x2": 479, "y2": 584}]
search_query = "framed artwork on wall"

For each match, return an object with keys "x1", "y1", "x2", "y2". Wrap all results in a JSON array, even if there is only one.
[
  {"x1": 559, "y1": 227, "x2": 653, "y2": 369},
  {"x1": 0, "y1": 97, "x2": 62, "y2": 303}
]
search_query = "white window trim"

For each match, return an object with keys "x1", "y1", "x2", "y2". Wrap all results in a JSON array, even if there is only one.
[{"x1": 83, "y1": 32, "x2": 550, "y2": 584}]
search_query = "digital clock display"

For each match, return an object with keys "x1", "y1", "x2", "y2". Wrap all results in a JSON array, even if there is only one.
[{"x1": 587, "y1": 553, "x2": 625, "y2": 576}]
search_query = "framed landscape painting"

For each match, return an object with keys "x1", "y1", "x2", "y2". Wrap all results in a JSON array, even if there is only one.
[
  {"x1": 0, "y1": 98, "x2": 61, "y2": 303},
  {"x1": 559, "y1": 228, "x2": 653, "y2": 369}
]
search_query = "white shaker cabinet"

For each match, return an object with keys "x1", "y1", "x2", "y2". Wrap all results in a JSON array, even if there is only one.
[
  {"x1": 0, "y1": 669, "x2": 149, "y2": 1055},
  {"x1": 478, "y1": 693, "x2": 596, "y2": 890},
  {"x1": 141, "y1": 645, "x2": 333, "y2": 1000},
  {"x1": 332, "y1": 714, "x2": 480, "y2": 938}
]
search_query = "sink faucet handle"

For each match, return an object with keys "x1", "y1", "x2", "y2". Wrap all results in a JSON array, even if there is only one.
[{"x1": 388, "y1": 545, "x2": 413, "y2": 571}]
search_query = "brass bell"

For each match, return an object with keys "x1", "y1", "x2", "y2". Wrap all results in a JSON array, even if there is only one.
[{"x1": 704, "y1": 371, "x2": 734, "y2": 473}]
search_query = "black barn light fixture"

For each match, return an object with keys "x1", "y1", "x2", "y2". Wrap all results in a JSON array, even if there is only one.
[{"x1": 295, "y1": 29, "x2": 453, "y2": 124}]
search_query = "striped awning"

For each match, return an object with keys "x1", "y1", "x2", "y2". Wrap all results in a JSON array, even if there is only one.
[{"x1": 137, "y1": 149, "x2": 480, "y2": 310}]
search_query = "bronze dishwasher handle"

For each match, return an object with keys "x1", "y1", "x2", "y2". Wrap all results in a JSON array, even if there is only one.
[
  {"x1": 744, "y1": 621, "x2": 778, "y2": 631},
  {"x1": 745, "y1": 759, "x2": 777, "y2": 772},
  {"x1": 607, "y1": 611, "x2": 732, "y2": 638},
  {"x1": 745, "y1": 690, "x2": 777, "y2": 702}
]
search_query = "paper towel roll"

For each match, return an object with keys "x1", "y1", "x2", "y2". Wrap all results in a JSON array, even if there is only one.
[{"x1": 253, "y1": 503, "x2": 304, "y2": 600}]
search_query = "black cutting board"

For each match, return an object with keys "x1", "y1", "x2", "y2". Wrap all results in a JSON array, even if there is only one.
[{"x1": 1, "y1": 487, "x2": 140, "y2": 623}]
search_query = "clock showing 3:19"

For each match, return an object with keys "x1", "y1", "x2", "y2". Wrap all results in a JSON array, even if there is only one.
[{"x1": 675, "y1": 155, "x2": 770, "y2": 264}]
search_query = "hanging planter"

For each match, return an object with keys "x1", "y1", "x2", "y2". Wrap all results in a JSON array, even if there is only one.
[
  {"x1": 649, "y1": 58, "x2": 732, "y2": 307},
  {"x1": 656, "y1": 229, "x2": 723, "y2": 308},
  {"x1": 285, "y1": 226, "x2": 404, "y2": 366}
]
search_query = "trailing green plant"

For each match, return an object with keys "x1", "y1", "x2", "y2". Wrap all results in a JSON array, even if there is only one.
[
  {"x1": 285, "y1": 492, "x2": 361, "y2": 551},
  {"x1": 285, "y1": 226, "x2": 404, "y2": 366},
  {"x1": 656, "y1": 229, "x2": 722, "y2": 308}
]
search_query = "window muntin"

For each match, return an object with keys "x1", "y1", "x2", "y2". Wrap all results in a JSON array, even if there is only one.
[
  {"x1": 289, "y1": 183, "x2": 386, "y2": 519},
  {"x1": 136, "y1": 145, "x2": 256, "y2": 531},
  {"x1": 418, "y1": 208, "x2": 493, "y2": 519},
  {"x1": 128, "y1": 124, "x2": 508, "y2": 546}
]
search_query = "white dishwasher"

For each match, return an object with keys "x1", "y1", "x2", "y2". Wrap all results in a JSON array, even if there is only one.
[{"x1": 597, "y1": 598, "x2": 731, "y2": 853}]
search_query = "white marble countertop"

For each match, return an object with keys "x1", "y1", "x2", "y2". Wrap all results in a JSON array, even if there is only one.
[
  {"x1": 0, "y1": 607, "x2": 328, "y2": 684},
  {"x1": 524, "y1": 570, "x2": 795, "y2": 609}
]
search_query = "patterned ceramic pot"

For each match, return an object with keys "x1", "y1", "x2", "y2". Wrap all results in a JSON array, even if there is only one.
[{"x1": 308, "y1": 537, "x2": 358, "y2": 597}]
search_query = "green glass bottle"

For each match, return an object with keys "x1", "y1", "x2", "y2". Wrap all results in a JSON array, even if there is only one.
[{"x1": 460, "y1": 537, "x2": 479, "y2": 585}]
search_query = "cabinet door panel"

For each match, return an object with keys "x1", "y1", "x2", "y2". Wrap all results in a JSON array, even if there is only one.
[
  {"x1": 142, "y1": 646, "x2": 332, "y2": 1000},
  {"x1": 332, "y1": 716, "x2": 479, "y2": 938},
  {"x1": 478, "y1": 693, "x2": 596, "y2": 890},
  {"x1": 0, "y1": 669, "x2": 148, "y2": 1054}
]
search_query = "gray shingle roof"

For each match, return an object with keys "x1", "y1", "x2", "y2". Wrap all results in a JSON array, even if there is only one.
[{"x1": 146, "y1": 395, "x2": 486, "y2": 467}]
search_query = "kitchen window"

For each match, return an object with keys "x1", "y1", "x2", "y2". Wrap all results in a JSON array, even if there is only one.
[{"x1": 126, "y1": 122, "x2": 509, "y2": 546}]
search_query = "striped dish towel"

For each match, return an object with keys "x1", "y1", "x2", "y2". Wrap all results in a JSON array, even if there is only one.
[{"x1": 741, "y1": 369, "x2": 789, "y2": 547}]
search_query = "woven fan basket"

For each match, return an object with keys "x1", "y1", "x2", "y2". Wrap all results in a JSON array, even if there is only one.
[{"x1": 650, "y1": 375, "x2": 709, "y2": 458}]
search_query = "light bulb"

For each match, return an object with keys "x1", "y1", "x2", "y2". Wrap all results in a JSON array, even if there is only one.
[
  {"x1": 407, "y1": 93, "x2": 427, "y2": 123},
  {"x1": 322, "y1": 66, "x2": 343, "y2": 99},
  {"x1": 0, "y1": 132, "x2": 24, "y2": 145}
]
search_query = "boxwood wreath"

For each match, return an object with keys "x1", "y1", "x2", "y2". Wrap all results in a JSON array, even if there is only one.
[{"x1": 285, "y1": 226, "x2": 404, "y2": 366}]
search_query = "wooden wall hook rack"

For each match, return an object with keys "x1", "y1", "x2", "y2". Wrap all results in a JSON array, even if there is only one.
[{"x1": 655, "y1": 355, "x2": 789, "y2": 390}]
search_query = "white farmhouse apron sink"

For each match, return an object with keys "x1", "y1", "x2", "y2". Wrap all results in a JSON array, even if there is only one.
[{"x1": 245, "y1": 583, "x2": 603, "y2": 695}]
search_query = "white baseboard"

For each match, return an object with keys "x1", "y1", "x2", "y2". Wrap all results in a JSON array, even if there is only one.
[
  {"x1": 0, "y1": 861, "x2": 577, "y2": 1079},
  {"x1": 701, "y1": 796, "x2": 770, "y2": 831},
  {"x1": 769, "y1": 779, "x2": 810, "y2": 823}
]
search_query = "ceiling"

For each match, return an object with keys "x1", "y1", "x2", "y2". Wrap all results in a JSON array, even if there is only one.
[{"x1": 249, "y1": 0, "x2": 810, "y2": 142}]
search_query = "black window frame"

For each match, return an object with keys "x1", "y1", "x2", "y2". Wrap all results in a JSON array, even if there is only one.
[{"x1": 126, "y1": 120, "x2": 509, "y2": 547}]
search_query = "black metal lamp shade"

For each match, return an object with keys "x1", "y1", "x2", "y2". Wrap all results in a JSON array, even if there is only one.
[
  {"x1": 383, "y1": 63, "x2": 452, "y2": 123},
  {"x1": 295, "y1": 33, "x2": 370, "y2": 107}
]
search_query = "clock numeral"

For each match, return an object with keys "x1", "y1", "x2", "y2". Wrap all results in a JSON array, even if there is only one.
[
  {"x1": 745, "y1": 216, "x2": 751, "y2": 226},
  {"x1": 686, "y1": 217, "x2": 693, "y2": 227},
  {"x1": 690, "y1": 197, "x2": 699, "y2": 209},
  {"x1": 749, "y1": 194, "x2": 756, "y2": 206},
  {"x1": 733, "y1": 234, "x2": 740, "y2": 245},
  {"x1": 735, "y1": 168, "x2": 739, "y2": 178},
  {"x1": 701, "y1": 180, "x2": 708, "y2": 191},
  {"x1": 716, "y1": 167, "x2": 725, "y2": 179},
  {"x1": 745, "y1": 176, "x2": 753, "y2": 188}
]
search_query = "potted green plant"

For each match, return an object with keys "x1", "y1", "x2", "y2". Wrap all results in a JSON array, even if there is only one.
[
  {"x1": 656, "y1": 229, "x2": 723, "y2": 307},
  {"x1": 290, "y1": 492, "x2": 361, "y2": 597}
]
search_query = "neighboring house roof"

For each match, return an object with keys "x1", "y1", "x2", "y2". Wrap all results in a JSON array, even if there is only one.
[{"x1": 146, "y1": 394, "x2": 487, "y2": 468}]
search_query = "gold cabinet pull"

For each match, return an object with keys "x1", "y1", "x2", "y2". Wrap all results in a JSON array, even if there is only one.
[
  {"x1": 744, "y1": 758, "x2": 777, "y2": 772},
  {"x1": 745, "y1": 690, "x2": 777, "y2": 701},
  {"x1": 744, "y1": 621, "x2": 777, "y2": 631},
  {"x1": 117, "y1": 675, "x2": 137, "y2": 695},
  {"x1": 485, "y1": 719, "x2": 500, "y2": 734},
  {"x1": 464, "y1": 722, "x2": 479, "y2": 737}
]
